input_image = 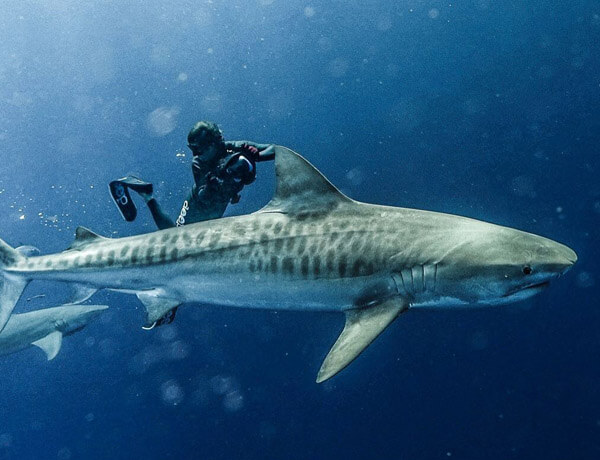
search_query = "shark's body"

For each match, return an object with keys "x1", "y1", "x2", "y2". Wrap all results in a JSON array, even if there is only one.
[
  {"x1": 0, "y1": 304, "x2": 107, "y2": 359},
  {"x1": 0, "y1": 146, "x2": 576, "y2": 381}
]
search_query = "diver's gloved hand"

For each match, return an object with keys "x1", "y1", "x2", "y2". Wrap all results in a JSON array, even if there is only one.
[{"x1": 225, "y1": 140, "x2": 275, "y2": 162}]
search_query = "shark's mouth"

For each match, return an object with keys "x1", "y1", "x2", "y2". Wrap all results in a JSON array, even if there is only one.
[
  {"x1": 522, "y1": 281, "x2": 550, "y2": 291},
  {"x1": 504, "y1": 281, "x2": 550, "y2": 297}
]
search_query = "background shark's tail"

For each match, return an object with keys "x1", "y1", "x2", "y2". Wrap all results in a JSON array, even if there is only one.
[{"x1": 0, "y1": 238, "x2": 29, "y2": 333}]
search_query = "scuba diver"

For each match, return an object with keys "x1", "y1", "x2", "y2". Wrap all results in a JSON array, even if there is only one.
[{"x1": 109, "y1": 120, "x2": 275, "y2": 327}]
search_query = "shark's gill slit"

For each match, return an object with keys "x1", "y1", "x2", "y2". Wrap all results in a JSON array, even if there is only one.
[{"x1": 398, "y1": 271, "x2": 407, "y2": 293}]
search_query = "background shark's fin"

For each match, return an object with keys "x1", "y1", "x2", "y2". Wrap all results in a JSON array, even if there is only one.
[
  {"x1": 32, "y1": 330, "x2": 63, "y2": 360},
  {"x1": 317, "y1": 297, "x2": 409, "y2": 383},
  {"x1": 0, "y1": 238, "x2": 29, "y2": 333},
  {"x1": 136, "y1": 291, "x2": 182, "y2": 327},
  {"x1": 15, "y1": 245, "x2": 40, "y2": 257},
  {"x1": 69, "y1": 284, "x2": 98, "y2": 304},
  {"x1": 68, "y1": 226, "x2": 108, "y2": 251},
  {"x1": 259, "y1": 145, "x2": 353, "y2": 215}
]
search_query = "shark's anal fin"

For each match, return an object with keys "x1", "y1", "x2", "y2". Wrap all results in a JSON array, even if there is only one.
[
  {"x1": 317, "y1": 296, "x2": 409, "y2": 383},
  {"x1": 137, "y1": 291, "x2": 182, "y2": 327},
  {"x1": 32, "y1": 330, "x2": 63, "y2": 360}
]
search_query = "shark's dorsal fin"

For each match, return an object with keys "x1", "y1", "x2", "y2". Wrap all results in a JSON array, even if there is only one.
[
  {"x1": 259, "y1": 146, "x2": 352, "y2": 215},
  {"x1": 68, "y1": 226, "x2": 107, "y2": 251}
]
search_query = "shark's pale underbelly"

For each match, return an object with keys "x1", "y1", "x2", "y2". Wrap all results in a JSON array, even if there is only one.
[{"x1": 167, "y1": 273, "x2": 390, "y2": 312}]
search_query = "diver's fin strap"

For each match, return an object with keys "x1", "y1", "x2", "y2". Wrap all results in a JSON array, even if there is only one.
[{"x1": 115, "y1": 176, "x2": 153, "y2": 195}]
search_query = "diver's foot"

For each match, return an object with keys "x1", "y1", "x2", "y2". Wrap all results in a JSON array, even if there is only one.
[{"x1": 109, "y1": 176, "x2": 154, "y2": 222}]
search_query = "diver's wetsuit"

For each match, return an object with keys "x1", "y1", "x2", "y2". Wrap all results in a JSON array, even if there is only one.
[{"x1": 145, "y1": 141, "x2": 274, "y2": 230}]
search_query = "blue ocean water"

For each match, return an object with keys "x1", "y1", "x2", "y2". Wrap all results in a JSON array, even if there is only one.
[{"x1": 0, "y1": 1, "x2": 598, "y2": 459}]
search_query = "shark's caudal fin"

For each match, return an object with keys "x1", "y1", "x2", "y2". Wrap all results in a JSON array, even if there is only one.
[
  {"x1": 0, "y1": 239, "x2": 29, "y2": 333},
  {"x1": 258, "y1": 145, "x2": 353, "y2": 215}
]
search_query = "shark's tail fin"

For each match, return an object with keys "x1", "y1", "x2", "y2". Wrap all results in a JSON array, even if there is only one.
[{"x1": 0, "y1": 238, "x2": 29, "y2": 333}]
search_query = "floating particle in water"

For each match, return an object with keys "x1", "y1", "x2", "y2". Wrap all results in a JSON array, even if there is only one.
[
  {"x1": 57, "y1": 447, "x2": 72, "y2": 460},
  {"x1": 327, "y1": 58, "x2": 349, "y2": 78},
  {"x1": 576, "y1": 272, "x2": 595, "y2": 289},
  {"x1": 98, "y1": 338, "x2": 116, "y2": 357},
  {"x1": 429, "y1": 8, "x2": 440, "y2": 19},
  {"x1": 85, "y1": 413, "x2": 95, "y2": 422},
  {"x1": 0, "y1": 433, "x2": 12, "y2": 448},
  {"x1": 267, "y1": 91, "x2": 294, "y2": 119},
  {"x1": 167, "y1": 340, "x2": 190, "y2": 360},
  {"x1": 161, "y1": 380, "x2": 184, "y2": 405},
  {"x1": 223, "y1": 390, "x2": 244, "y2": 412},
  {"x1": 157, "y1": 324, "x2": 178, "y2": 342},
  {"x1": 146, "y1": 106, "x2": 180, "y2": 137},
  {"x1": 150, "y1": 44, "x2": 171, "y2": 67},
  {"x1": 376, "y1": 16, "x2": 392, "y2": 31},
  {"x1": 510, "y1": 175, "x2": 537, "y2": 198},
  {"x1": 177, "y1": 72, "x2": 188, "y2": 82},
  {"x1": 317, "y1": 37, "x2": 333, "y2": 52},
  {"x1": 304, "y1": 6, "x2": 315, "y2": 18},
  {"x1": 201, "y1": 93, "x2": 222, "y2": 113},
  {"x1": 346, "y1": 168, "x2": 364, "y2": 186},
  {"x1": 210, "y1": 375, "x2": 237, "y2": 395}
]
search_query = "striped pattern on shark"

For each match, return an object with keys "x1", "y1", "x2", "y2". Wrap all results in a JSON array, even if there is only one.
[{"x1": 0, "y1": 146, "x2": 577, "y2": 382}]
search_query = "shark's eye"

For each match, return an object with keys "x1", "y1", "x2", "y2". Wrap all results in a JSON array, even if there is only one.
[{"x1": 522, "y1": 266, "x2": 532, "y2": 275}]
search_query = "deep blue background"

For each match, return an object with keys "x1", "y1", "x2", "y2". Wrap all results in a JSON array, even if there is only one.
[{"x1": 0, "y1": 1, "x2": 599, "y2": 459}]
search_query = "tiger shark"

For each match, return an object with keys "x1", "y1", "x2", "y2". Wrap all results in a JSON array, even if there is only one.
[
  {"x1": 0, "y1": 146, "x2": 576, "y2": 382},
  {"x1": 0, "y1": 304, "x2": 108, "y2": 359}
]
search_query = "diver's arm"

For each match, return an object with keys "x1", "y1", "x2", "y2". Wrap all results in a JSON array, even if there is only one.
[{"x1": 224, "y1": 140, "x2": 275, "y2": 162}]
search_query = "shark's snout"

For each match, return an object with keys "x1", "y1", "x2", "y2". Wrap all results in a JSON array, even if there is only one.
[{"x1": 553, "y1": 243, "x2": 577, "y2": 275}]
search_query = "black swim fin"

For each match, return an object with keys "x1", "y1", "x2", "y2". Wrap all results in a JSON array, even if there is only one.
[{"x1": 109, "y1": 176, "x2": 153, "y2": 222}]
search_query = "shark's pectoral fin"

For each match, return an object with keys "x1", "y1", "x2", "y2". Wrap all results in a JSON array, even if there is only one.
[
  {"x1": 32, "y1": 330, "x2": 63, "y2": 360},
  {"x1": 317, "y1": 297, "x2": 409, "y2": 383},
  {"x1": 136, "y1": 291, "x2": 182, "y2": 327}
]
